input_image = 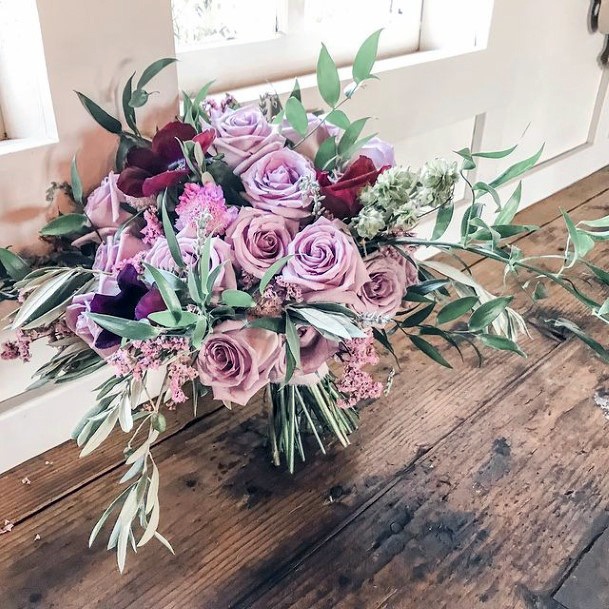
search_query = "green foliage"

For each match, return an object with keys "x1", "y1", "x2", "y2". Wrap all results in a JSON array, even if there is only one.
[
  {"x1": 285, "y1": 96, "x2": 308, "y2": 137},
  {"x1": 317, "y1": 44, "x2": 341, "y2": 107},
  {"x1": 436, "y1": 296, "x2": 479, "y2": 324},
  {"x1": 352, "y1": 29, "x2": 382, "y2": 84},
  {"x1": 160, "y1": 192, "x2": 185, "y2": 268},
  {"x1": 259, "y1": 255, "x2": 292, "y2": 294},
  {"x1": 75, "y1": 91, "x2": 122, "y2": 134},
  {"x1": 40, "y1": 214, "x2": 89, "y2": 237},
  {"x1": 221, "y1": 289, "x2": 255, "y2": 308},
  {"x1": 0, "y1": 248, "x2": 30, "y2": 281},
  {"x1": 468, "y1": 297, "x2": 513, "y2": 332},
  {"x1": 314, "y1": 136, "x2": 338, "y2": 171},
  {"x1": 409, "y1": 334, "x2": 452, "y2": 368},
  {"x1": 88, "y1": 313, "x2": 160, "y2": 341}
]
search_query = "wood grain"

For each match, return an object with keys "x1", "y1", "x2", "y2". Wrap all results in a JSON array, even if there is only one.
[{"x1": 1, "y1": 170, "x2": 609, "y2": 608}]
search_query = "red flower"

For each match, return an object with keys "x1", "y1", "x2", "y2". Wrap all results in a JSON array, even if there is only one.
[
  {"x1": 118, "y1": 121, "x2": 197, "y2": 198},
  {"x1": 317, "y1": 156, "x2": 386, "y2": 220}
]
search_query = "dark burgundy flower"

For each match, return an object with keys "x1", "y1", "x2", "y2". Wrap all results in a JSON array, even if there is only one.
[
  {"x1": 193, "y1": 128, "x2": 216, "y2": 152},
  {"x1": 118, "y1": 121, "x2": 197, "y2": 198},
  {"x1": 317, "y1": 156, "x2": 386, "y2": 220},
  {"x1": 90, "y1": 265, "x2": 165, "y2": 349}
]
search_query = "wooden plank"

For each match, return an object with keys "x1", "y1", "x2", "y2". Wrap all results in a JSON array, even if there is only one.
[
  {"x1": 1, "y1": 167, "x2": 608, "y2": 527},
  {"x1": 554, "y1": 528, "x2": 609, "y2": 609},
  {"x1": 247, "y1": 340, "x2": 609, "y2": 609},
  {"x1": 1, "y1": 184, "x2": 608, "y2": 606}
]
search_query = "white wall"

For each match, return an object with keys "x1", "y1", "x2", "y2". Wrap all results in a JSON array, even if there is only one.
[{"x1": 0, "y1": 0, "x2": 608, "y2": 471}]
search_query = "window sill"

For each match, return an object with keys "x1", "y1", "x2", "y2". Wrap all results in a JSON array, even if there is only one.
[{"x1": 0, "y1": 136, "x2": 57, "y2": 157}]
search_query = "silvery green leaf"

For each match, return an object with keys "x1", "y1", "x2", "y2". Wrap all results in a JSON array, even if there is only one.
[
  {"x1": 431, "y1": 201, "x2": 454, "y2": 240},
  {"x1": 489, "y1": 145, "x2": 544, "y2": 189},
  {"x1": 119, "y1": 456, "x2": 145, "y2": 484},
  {"x1": 80, "y1": 407, "x2": 120, "y2": 457},
  {"x1": 292, "y1": 307, "x2": 364, "y2": 340},
  {"x1": 478, "y1": 333, "x2": 526, "y2": 357},
  {"x1": 125, "y1": 429, "x2": 159, "y2": 465},
  {"x1": 161, "y1": 192, "x2": 185, "y2": 268},
  {"x1": 137, "y1": 57, "x2": 178, "y2": 90},
  {"x1": 562, "y1": 209, "x2": 595, "y2": 266},
  {"x1": 325, "y1": 109, "x2": 350, "y2": 129},
  {"x1": 153, "y1": 531, "x2": 175, "y2": 555},
  {"x1": 468, "y1": 297, "x2": 513, "y2": 332},
  {"x1": 138, "y1": 500, "x2": 160, "y2": 547},
  {"x1": 285, "y1": 316, "x2": 301, "y2": 368},
  {"x1": 88, "y1": 486, "x2": 132, "y2": 548},
  {"x1": 285, "y1": 96, "x2": 308, "y2": 137},
  {"x1": 118, "y1": 393, "x2": 134, "y2": 433},
  {"x1": 40, "y1": 214, "x2": 88, "y2": 237},
  {"x1": 88, "y1": 313, "x2": 160, "y2": 341},
  {"x1": 146, "y1": 462, "x2": 160, "y2": 514},
  {"x1": 494, "y1": 182, "x2": 522, "y2": 225}
]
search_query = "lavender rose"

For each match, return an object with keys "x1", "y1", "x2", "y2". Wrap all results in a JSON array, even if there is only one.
[
  {"x1": 225, "y1": 208, "x2": 297, "y2": 278},
  {"x1": 197, "y1": 320, "x2": 282, "y2": 405},
  {"x1": 241, "y1": 148, "x2": 316, "y2": 221},
  {"x1": 282, "y1": 216, "x2": 370, "y2": 305},
  {"x1": 356, "y1": 255, "x2": 408, "y2": 320},
  {"x1": 281, "y1": 113, "x2": 335, "y2": 162},
  {"x1": 353, "y1": 136, "x2": 395, "y2": 170},
  {"x1": 210, "y1": 105, "x2": 285, "y2": 176},
  {"x1": 85, "y1": 171, "x2": 133, "y2": 230},
  {"x1": 65, "y1": 293, "x2": 118, "y2": 359},
  {"x1": 93, "y1": 230, "x2": 149, "y2": 274},
  {"x1": 298, "y1": 326, "x2": 339, "y2": 374},
  {"x1": 144, "y1": 233, "x2": 236, "y2": 293}
]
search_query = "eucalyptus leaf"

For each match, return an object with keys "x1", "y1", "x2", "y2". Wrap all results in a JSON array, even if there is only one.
[
  {"x1": 436, "y1": 296, "x2": 479, "y2": 324},
  {"x1": 221, "y1": 289, "x2": 255, "y2": 308},
  {"x1": 148, "y1": 309, "x2": 198, "y2": 328},
  {"x1": 478, "y1": 333, "x2": 526, "y2": 357},
  {"x1": 562, "y1": 208, "x2": 595, "y2": 263},
  {"x1": 410, "y1": 335, "x2": 452, "y2": 368},
  {"x1": 489, "y1": 145, "x2": 544, "y2": 189},
  {"x1": 122, "y1": 73, "x2": 138, "y2": 133},
  {"x1": 75, "y1": 91, "x2": 122, "y2": 134},
  {"x1": 338, "y1": 117, "x2": 368, "y2": 157},
  {"x1": 40, "y1": 214, "x2": 89, "y2": 237},
  {"x1": 259, "y1": 255, "x2": 293, "y2": 294},
  {"x1": 0, "y1": 248, "x2": 30, "y2": 281},
  {"x1": 285, "y1": 315, "x2": 301, "y2": 368},
  {"x1": 70, "y1": 156, "x2": 84, "y2": 205},
  {"x1": 431, "y1": 201, "x2": 454, "y2": 240},
  {"x1": 161, "y1": 192, "x2": 185, "y2": 268},
  {"x1": 494, "y1": 182, "x2": 523, "y2": 226},
  {"x1": 137, "y1": 57, "x2": 178, "y2": 90},
  {"x1": 143, "y1": 263, "x2": 182, "y2": 314},
  {"x1": 472, "y1": 145, "x2": 518, "y2": 159},
  {"x1": 325, "y1": 109, "x2": 350, "y2": 130},
  {"x1": 129, "y1": 88, "x2": 149, "y2": 108},
  {"x1": 88, "y1": 313, "x2": 160, "y2": 341},
  {"x1": 468, "y1": 297, "x2": 513, "y2": 332}
]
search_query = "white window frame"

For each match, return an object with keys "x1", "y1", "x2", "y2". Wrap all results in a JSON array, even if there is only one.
[
  {"x1": 175, "y1": 0, "x2": 425, "y2": 93},
  {"x1": 175, "y1": 0, "x2": 493, "y2": 94}
]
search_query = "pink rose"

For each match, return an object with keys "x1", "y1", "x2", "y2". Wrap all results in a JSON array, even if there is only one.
[
  {"x1": 144, "y1": 234, "x2": 198, "y2": 271},
  {"x1": 241, "y1": 148, "x2": 316, "y2": 221},
  {"x1": 65, "y1": 292, "x2": 119, "y2": 359},
  {"x1": 356, "y1": 255, "x2": 408, "y2": 319},
  {"x1": 144, "y1": 233, "x2": 237, "y2": 293},
  {"x1": 281, "y1": 113, "x2": 335, "y2": 162},
  {"x1": 225, "y1": 208, "x2": 297, "y2": 279},
  {"x1": 352, "y1": 136, "x2": 395, "y2": 170},
  {"x1": 85, "y1": 171, "x2": 132, "y2": 230},
  {"x1": 93, "y1": 230, "x2": 150, "y2": 274},
  {"x1": 282, "y1": 217, "x2": 370, "y2": 305},
  {"x1": 197, "y1": 320, "x2": 282, "y2": 405},
  {"x1": 210, "y1": 105, "x2": 285, "y2": 176},
  {"x1": 298, "y1": 326, "x2": 339, "y2": 374}
]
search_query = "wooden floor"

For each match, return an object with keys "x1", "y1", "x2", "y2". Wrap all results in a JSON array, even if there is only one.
[{"x1": 3, "y1": 171, "x2": 609, "y2": 609}]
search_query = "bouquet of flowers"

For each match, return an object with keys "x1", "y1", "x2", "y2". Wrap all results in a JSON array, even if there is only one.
[{"x1": 2, "y1": 33, "x2": 609, "y2": 570}]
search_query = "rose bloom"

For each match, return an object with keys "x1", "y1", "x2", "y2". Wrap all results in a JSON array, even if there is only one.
[
  {"x1": 225, "y1": 207, "x2": 297, "y2": 279},
  {"x1": 209, "y1": 105, "x2": 285, "y2": 176},
  {"x1": 353, "y1": 136, "x2": 395, "y2": 170},
  {"x1": 93, "y1": 230, "x2": 149, "y2": 274},
  {"x1": 281, "y1": 113, "x2": 335, "y2": 162},
  {"x1": 298, "y1": 326, "x2": 339, "y2": 374},
  {"x1": 356, "y1": 254, "x2": 409, "y2": 319},
  {"x1": 197, "y1": 320, "x2": 282, "y2": 405},
  {"x1": 241, "y1": 148, "x2": 316, "y2": 221},
  {"x1": 317, "y1": 156, "x2": 385, "y2": 220},
  {"x1": 85, "y1": 171, "x2": 132, "y2": 230},
  {"x1": 282, "y1": 216, "x2": 369, "y2": 305}
]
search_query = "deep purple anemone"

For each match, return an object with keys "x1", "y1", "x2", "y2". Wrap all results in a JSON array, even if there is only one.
[
  {"x1": 117, "y1": 121, "x2": 197, "y2": 198},
  {"x1": 90, "y1": 265, "x2": 165, "y2": 349}
]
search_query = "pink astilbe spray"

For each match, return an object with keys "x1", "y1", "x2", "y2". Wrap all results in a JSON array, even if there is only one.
[
  {"x1": 336, "y1": 329, "x2": 383, "y2": 408},
  {"x1": 175, "y1": 182, "x2": 232, "y2": 235},
  {"x1": 142, "y1": 207, "x2": 163, "y2": 245},
  {"x1": 167, "y1": 358, "x2": 198, "y2": 403},
  {"x1": 109, "y1": 336, "x2": 191, "y2": 381}
]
